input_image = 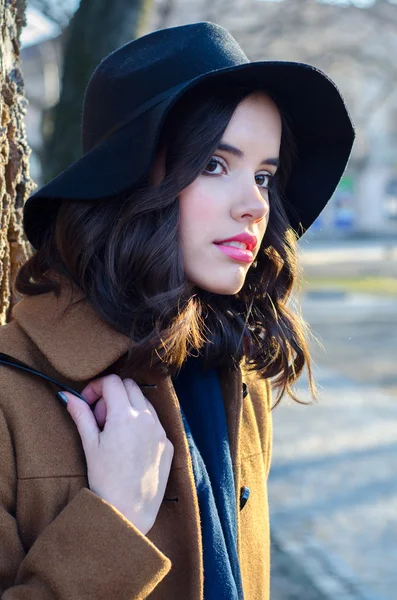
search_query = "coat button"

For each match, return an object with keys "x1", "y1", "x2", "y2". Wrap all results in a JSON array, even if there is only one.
[
  {"x1": 240, "y1": 486, "x2": 250, "y2": 510},
  {"x1": 242, "y1": 382, "x2": 248, "y2": 398}
]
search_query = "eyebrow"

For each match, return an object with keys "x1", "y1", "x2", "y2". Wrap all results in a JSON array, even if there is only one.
[{"x1": 216, "y1": 142, "x2": 279, "y2": 168}]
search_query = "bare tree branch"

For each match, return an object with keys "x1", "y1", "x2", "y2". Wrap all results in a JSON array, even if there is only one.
[{"x1": 28, "y1": 0, "x2": 74, "y2": 28}]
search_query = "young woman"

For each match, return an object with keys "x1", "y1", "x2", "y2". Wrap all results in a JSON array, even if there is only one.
[{"x1": 0, "y1": 21, "x2": 354, "y2": 600}]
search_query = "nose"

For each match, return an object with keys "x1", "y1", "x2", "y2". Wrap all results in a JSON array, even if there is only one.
[{"x1": 232, "y1": 182, "x2": 270, "y2": 223}]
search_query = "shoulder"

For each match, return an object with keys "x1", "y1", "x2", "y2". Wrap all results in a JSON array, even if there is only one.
[
  {"x1": 0, "y1": 318, "x2": 43, "y2": 366},
  {"x1": 0, "y1": 318, "x2": 86, "y2": 479},
  {"x1": 0, "y1": 318, "x2": 61, "y2": 423}
]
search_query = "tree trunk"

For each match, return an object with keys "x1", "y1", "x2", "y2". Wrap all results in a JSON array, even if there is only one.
[
  {"x1": 42, "y1": 0, "x2": 154, "y2": 185},
  {"x1": 0, "y1": 0, "x2": 34, "y2": 324}
]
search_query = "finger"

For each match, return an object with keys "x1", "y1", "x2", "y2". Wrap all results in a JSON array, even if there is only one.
[
  {"x1": 93, "y1": 397, "x2": 107, "y2": 429},
  {"x1": 143, "y1": 396, "x2": 162, "y2": 428},
  {"x1": 93, "y1": 379, "x2": 151, "y2": 429},
  {"x1": 123, "y1": 378, "x2": 148, "y2": 411},
  {"x1": 82, "y1": 375, "x2": 131, "y2": 417},
  {"x1": 77, "y1": 377, "x2": 107, "y2": 407},
  {"x1": 63, "y1": 392, "x2": 100, "y2": 450},
  {"x1": 124, "y1": 379, "x2": 162, "y2": 427}
]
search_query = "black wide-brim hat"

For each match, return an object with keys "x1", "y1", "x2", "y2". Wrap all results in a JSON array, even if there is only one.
[{"x1": 23, "y1": 21, "x2": 355, "y2": 250}]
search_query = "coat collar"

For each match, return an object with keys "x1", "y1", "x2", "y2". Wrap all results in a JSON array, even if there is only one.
[
  {"x1": 12, "y1": 276, "x2": 247, "y2": 388},
  {"x1": 12, "y1": 278, "x2": 132, "y2": 382}
]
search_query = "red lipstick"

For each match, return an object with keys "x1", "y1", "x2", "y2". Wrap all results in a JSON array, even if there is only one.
[
  {"x1": 214, "y1": 244, "x2": 254, "y2": 263},
  {"x1": 214, "y1": 232, "x2": 257, "y2": 252}
]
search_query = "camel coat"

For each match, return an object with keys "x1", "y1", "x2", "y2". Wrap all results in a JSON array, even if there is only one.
[{"x1": 0, "y1": 282, "x2": 273, "y2": 599}]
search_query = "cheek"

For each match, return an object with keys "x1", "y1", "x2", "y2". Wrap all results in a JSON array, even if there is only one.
[{"x1": 179, "y1": 181, "x2": 220, "y2": 242}]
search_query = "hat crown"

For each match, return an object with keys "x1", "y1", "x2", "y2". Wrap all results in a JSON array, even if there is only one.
[{"x1": 82, "y1": 22, "x2": 249, "y2": 153}]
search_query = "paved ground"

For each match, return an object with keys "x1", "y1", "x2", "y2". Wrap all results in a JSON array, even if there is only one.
[
  {"x1": 301, "y1": 238, "x2": 397, "y2": 398},
  {"x1": 270, "y1": 534, "x2": 325, "y2": 599},
  {"x1": 268, "y1": 239, "x2": 397, "y2": 599},
  {"x1": 270, "y1": 365, "x2": 397, "y2": 600},
  {"x1": 303, "y1": 292, "x2": 397, "y2": 398},
  {"x1": 298, "y1": 238, "x2": 397, "y2": 279}
]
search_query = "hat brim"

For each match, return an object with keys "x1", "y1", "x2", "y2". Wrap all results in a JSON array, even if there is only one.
[{"x1": 23, "y1": 61, "x2": 355, "y2": 249}]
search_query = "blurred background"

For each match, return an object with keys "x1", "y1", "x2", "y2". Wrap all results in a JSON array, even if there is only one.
[{"x1": 19, "y1": 1, "x2": 397, "y2": 597}]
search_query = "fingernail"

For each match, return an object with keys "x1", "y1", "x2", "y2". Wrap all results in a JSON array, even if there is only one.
[{"x1": 57, "y1": 391, "x2": 68, "y2": 406}]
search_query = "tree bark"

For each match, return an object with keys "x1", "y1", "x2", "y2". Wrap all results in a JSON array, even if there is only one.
[
  {"x1": 0, "y1": 0, "x2": 34, "y2": 324},
  {"x1": 42, "y1": 0, "x2": 154, "y2": 184}
]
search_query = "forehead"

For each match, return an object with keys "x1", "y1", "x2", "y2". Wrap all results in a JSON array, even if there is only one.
[{"x1": 224, "y1": 92, "x2": 282, "y2": 147}]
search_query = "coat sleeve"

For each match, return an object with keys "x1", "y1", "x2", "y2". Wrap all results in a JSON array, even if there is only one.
[{"x1": 0, "y1": 407, "x2": 172, "y2": 599}]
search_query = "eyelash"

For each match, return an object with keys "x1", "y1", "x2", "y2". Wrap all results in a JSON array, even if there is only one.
[{"x1": 203, "y1": 156, "x2": 274, "y2": 190}]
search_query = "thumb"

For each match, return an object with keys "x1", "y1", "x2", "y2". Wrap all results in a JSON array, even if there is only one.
[{"x1": 61, "y1": 391, "x2": 99, "y2": 450}]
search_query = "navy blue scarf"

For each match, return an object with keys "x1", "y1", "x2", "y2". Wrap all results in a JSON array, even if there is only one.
[{"x1": 172, "y1": 355, "x2": 244, "y2": 599}]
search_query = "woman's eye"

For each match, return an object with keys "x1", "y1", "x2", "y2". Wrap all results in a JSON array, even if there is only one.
[
  {"x1": 203, "y1": 157, "x2": 225, "y2": 175},
  {"x1": 256, "y1": 173, "x2": 272, "y2": 189},
  {"x1": 203, "y1": 158, "x2": 273, "y2": 189}
]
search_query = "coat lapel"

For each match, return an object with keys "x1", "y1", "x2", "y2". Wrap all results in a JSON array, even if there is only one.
[{"x1": 11, "y1": 280, "x2": 131, "y2": 382}]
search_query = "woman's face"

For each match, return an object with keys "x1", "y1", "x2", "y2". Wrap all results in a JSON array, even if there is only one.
[{"x1": 154, "y1": 91, "x2": 282, "y2": 295}]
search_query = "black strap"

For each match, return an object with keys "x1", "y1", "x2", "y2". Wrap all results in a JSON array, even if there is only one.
[
  {"x1": 0, "y1": 352, "x2": 89, "y2": 403},
  {"x1": 0, "y1": 352, "x2": 157, "y2": 404}
]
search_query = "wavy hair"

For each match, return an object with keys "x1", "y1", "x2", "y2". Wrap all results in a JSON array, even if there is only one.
[{"x1": 15, "y1": 80, "x2": 316, "y2": 405}]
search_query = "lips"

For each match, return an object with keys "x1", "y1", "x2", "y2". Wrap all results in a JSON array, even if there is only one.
[
  {"x1": 214, "y1": 242, "x2": 254, "y2": 264},
  {"x1": 214, "y1": 232, "x2": 257, "y2": 252}
]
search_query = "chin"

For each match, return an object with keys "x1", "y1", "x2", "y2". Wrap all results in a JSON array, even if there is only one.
[
  {"x1": 186, "y1": 263, "x2": 249, "y2": 295},
  {"x1": 194, "y1": 278, "x2": 245, "y2": 296}
]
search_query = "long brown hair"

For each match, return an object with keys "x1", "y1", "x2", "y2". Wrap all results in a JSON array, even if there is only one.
[{"x1": 15, "y1": 80, "x2": 316, "y2": 406}]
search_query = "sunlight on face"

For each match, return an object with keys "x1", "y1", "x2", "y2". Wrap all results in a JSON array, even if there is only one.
[{"x1": 178, "y1": 91, "x2": 282, "y2": 295}]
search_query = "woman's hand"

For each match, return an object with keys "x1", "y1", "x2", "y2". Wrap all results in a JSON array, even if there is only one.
[{"x1": 61, "y1": 374, "x2": 174, "y2": 536}]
